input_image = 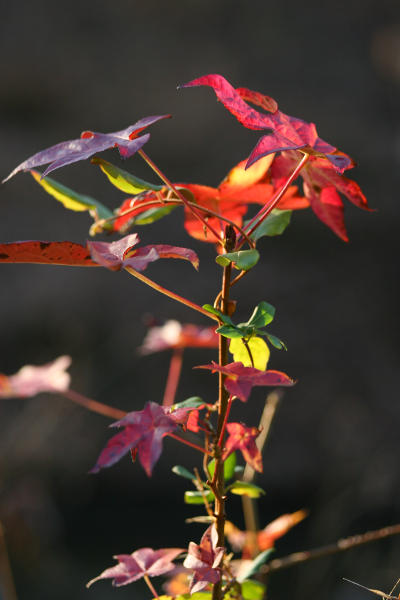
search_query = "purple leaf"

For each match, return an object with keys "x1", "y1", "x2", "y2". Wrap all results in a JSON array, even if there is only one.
[
  {"x1": 196, "y1": 361, "x2": 295, "y2": 402},
  {"x1": 87, "y1": 547, "x2": 184, "y2": 588},
  {"x1": 88, "y1": 234, "x2": 199, "y2": 272},
  {"x1": 183, "y1": 525, "x2": 224, "y2": 593},
  {"x1": 3, "y1": 115, "x2": 170, "y2": 182},
  {"x1": 90, "y1": 402, "x2": 181, "y2": 476}
]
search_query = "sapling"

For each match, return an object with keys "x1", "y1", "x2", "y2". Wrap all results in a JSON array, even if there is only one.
[{"x1": 2, "y1": 73, "x2": 388, "y2": 600}]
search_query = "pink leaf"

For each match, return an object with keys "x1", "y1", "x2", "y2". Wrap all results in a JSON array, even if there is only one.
[
  {"x1": 0, "y1": 356, "x2": 71, "y2": 398},
  {"x1": 90, "y1": 402, "x2": 181, "y2": 476},
  {"x1": 139, "y1": 320, "x2": 218, "y2": 354},
  {"x1": 3, "y1": 115, "x2": 170, "y2": 182},
  {"x1": 183, "y1": 525, "x2": 224, "y2": 593},
  {"x1": 87, "y1": 547, "x2": 184, "y2": 588},
  {"x1": 222, "y1": 422, "x2": 262, "y2": 472},
  {"x1": 180, "y1": 74, "x2": 353, "y2": 173},
  {"x1": 196, "y1": 362, "x2": 295, "y2": 402}
]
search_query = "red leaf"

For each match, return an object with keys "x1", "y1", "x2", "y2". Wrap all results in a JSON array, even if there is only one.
[
  {"x1": 0, "y1": 240, "x2": 98, "y2": 267},
  {"x1": 0, "y1": 356, "x2": 71, "y2": 398},
  {"x1": 183, "y1": 525, "x2": 224, "y2": 593},
  {"x1": 87, "y1": 547, "x2": 184, "y2": 588},
  {"x1": 139, "y1": 320, "x2": 218, "y2": 354},
  {"x1": 271, "y1": 150, "x2": 370, "y2": 240},
  {"x1": 3, "y1": 115, "x2": 170, "y2": 182},
  {"x1": 180, "y1": 74, "x2": 353, "y2": 173},
  {"x1": 90, "y1": 402, "x2": 181, "y2": 476},
  {"x1": 196, "y1": 362, "x2": 295, "y2": 402},
  {"x1": 222, "y1": 422, "x2": 262, "y2": 472},
  {"x1": 236, "y1": 87, "x2": 278, "y2": 114}
]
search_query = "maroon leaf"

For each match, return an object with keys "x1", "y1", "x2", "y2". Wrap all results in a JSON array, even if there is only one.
[
  {"x1": 3, "y1": 115, "x2": 170, "y2": 182},
  {"x1": 0, "y1": 356, "x2": 71, "y2": 398},
  {"x1": 0, "y1": 241, "x2": 98, "y2": 267},
  {"x1": 180, "y1": 74, "x2": 353, "y2": 173},
  {"x1": 196, "y1": 362, "x2": 295, "y2": 402},
  {"x1": 183, "y1": 525, "x2": 224, "y2": 593},
  {"x1": 222, "y1": 422, "x2": 262, "y2": 472},
  {"x1": 88, "y1": 235, "x2": 199, "y2": 272},
  {"x1": 271, "y1": 150, "x2": 370, "y2": 241},
  {"x1": 90, "y1": 402, "x2": 181, "y2": 476},
  {"x1": 87, "y1": 547, "x2": 184, "y2": 588}
]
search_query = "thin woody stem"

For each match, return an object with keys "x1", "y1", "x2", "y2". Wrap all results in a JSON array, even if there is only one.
[
  {"x1": 61, "y1": 389, "x2": 126, "y2": 420},
  {"x1": 124, "y1": 266, "x2": 220, "y2": 322},
  {"x1": 143, "y1": 574, "x2": 159, "y2": 599},
  {"x1": 217, "y1": 395, "x2": 233, "y2": 448},
  {"x1": 242, "y1": 338, "x2": 255, "y2": 367},
  {"x1": 214, "y1": 269, "x2": 247, "y2": 309},
  {"x1": 138, "y1": 150, "x2": 223, "y2": 245},
  {"x1": 162, "y1": 347, "x2": 184, "y2": 407},
  {"x1": 97, "y1": 197, "x2": 254, "y2": 248},
  {"x1": 236, "y1": 153, "x2": 310, "y2": 249},
  {"x1": 261, "y1": 523, "x2": 400, "y2": 575},
  {"x1": 167, "y1": 432, "x2": 213, "y2": 456}
]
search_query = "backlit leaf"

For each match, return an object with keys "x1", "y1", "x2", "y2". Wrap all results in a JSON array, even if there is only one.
[
  {"x1": 91, "y1": 157, "x2": 162, "y2": 194},
  {"x1": 241, "y1": 580, "x2": 266, "y2": 600},
  {"x1": 0, "y1": 356, "x2": 71, "y2": 398},
  {"x1": 183, "y1": 525, "x2": 224, "y2": 593},
  {"x1": 229, "y1": 481, "x2": 265, "y2": 498},
  {"x1": 172, "y1": 465, "x2": 195, "y2": 481},
  {"x1": 265, "y1": 333, "x2": 287, "y2": 351},
  {"x1": 0, "y1": 240, "x2": 98, "y2": 267},
  {"x1": 245, "y1": 301, "x2": 275, "y2": 329},
  {"x1": 184, "y1": 490, "x2": 214, "y2": 505},
  {"x1": 216, "y1": 249, "x2": 260, "y2": 271},
  {"x1": 229, "y1": 337, "x2": 270, "y2": 371},
  {"x1": 30, "y1": 170, "x2": 113, "y2": 221},
  {"x1": 236, "y1": 550, "x2": 273, "y2": 582},
  {"x1": 207, "y1": 451, "x2": 237, "y2": 481},
  {"x1": 223, "y1": 423, "x2": 262, "y2": 472}
]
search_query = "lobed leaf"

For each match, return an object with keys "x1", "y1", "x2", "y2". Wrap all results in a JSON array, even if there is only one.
[
  {"x1": 0, "y1": 356, "x2": 71, "y2": 398},
  {"x1": 0, "y1": 240, "x2": 98, "y2": 267}
]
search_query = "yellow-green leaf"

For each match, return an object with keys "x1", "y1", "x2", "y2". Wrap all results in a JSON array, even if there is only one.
[
  {"x1": 91, "y1": 157, "x2": 162, "y2": 195},
  {"x1": 30, "y1": 170, "x2": 112, "y2": 220},
  {"x1": 229, "y1": 481, "x2": 266, "y2": 498},
  {"x1": 229, "y1": 336, "x2": 270, "y2": 370}
]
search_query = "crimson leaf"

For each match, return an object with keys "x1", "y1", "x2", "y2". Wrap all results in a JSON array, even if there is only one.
[{"x1": 183, "y1": 525, "x2": 224, "y2": 593}]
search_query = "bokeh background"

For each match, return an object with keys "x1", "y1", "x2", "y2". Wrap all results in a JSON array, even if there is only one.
[{"x1": 0, "y1": 1, "x2": 399, "y2": 599}]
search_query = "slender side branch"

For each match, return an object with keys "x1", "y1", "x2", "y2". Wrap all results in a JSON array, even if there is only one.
[
  {"x1": 162, "y1": 348, "x2": 184, "y2": 407},
  {"x1": 138, "y1": 150, "x2": 223, "y2": 244},
  {"x1": 236, "y1": 153, "x2": 310, "y2": 249},
  {"x1": 124, "y1": 266, "x2": 219, "y2": 322},
  {"x1": 143, "y1": 574, "x2": 160, "y2": 599},
  {"x1": 62, "y1": 389, "x2": 126, "y2": 420},
  {"x1": 167, "y1": 432, "x2": 213, "y2": 456},
  {"x1": 261, "y1": 523, "x2": 400, "y2": 575}
]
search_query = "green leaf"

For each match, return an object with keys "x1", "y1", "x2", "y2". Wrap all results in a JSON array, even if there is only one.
[
  {"x1": 202, "y1": 304, "x2": 234, "y2": 326},
  {"x1": 236, "y1": 550, "x2": 274, "y2": 582},
  {"x1": 265, "y1": 333, "x2": 287, "y2": 351},
  {"x1": 245, "y1": 301, "x2": 276, "y2": 329},
  {"x1": 216, "y1": 249, "x2": 260, "y2": 271},
  {"x1": 229, "y1": 336, "x2": 270, "y2": 370},
  {"x1": 228, "y1": 481, "x2": 266, "y2": 498},
  {"x1": 184, "y1": 490, "x2": 214, "y2": 504},
  {"x1": 91, "y1": 157, "x2": 162, "y2": 194},
  {"x1": 172, "y1": 465, "x2": 195, "y2": 481},
  {"x1": 171, "y1": 397, "x2": 203, "y2": 411},
  {"x1": 247, "y1": 209, "x2": 292, "y2": 241},
  {"x1": 30, "y1": 170, "x2": 113, "y2": 221},
  {"x1": 132, "y1": 204, "x2": 177, "y2": 225},
  {"x1": 208, "y1": 452, "x2": 237, "y2": 481},
  {"x1": 216, "y1": 324, "x2": 244, "y2": 339},
  {"x1": 241, "y1": 580, "x2": 267, "y2": 600}
]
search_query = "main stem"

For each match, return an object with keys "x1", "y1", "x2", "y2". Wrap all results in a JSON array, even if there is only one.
[{"x1": 212, "y1": 229, "x2": 234, "y2": 600}]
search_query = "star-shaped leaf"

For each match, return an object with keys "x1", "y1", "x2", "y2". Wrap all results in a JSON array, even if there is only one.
[
  {"x1": 180, "y1": 74, "x2": 353, "y2": 173},
  {"x1": 0, "y1": 356, "x2": 71, "y2": 398},
  {"x1": 90, "y1": 402, "x2": 183, "y2": 476},
  {"x1": 196, "y1": 362, "x2": 295, "y2": 402},
  {"x1": 3, "y1": 115, "x2": 170, "y2": 182},
  {"x1": 183, "y1": 525, "x2": 224, "y2": 593},
  {"x1": 222, "y1": 423, "x2": 262, "y2": 472},
  {"x1": 87, "y1": 547, "x2": 184, "y2": 588}
]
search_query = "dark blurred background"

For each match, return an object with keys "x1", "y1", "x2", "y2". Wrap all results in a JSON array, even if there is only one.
[{"x1": 0, "y1": 1, "x2": 399, "y2": 599}]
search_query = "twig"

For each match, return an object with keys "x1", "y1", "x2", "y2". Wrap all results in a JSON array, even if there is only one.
[
  {"x1": 261, "y1": 523, "x2": 400, "y2": 575},
  {"x1": 62, "y1": 389, "x2": 126, "y2": 420},
  {"x1": 162, "y1": 348, "x2": 184, "y2": 407}
]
